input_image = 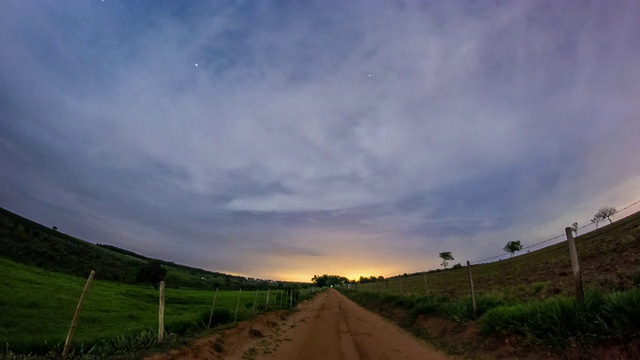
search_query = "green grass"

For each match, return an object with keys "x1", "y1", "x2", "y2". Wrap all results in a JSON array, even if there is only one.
[
  {"x1": 0, "y1": 207, "x2": 271, "y2": 290},
  {"x1": 342, "y1": 211, "x2": 640, "y2": 357},
  {"x1": 343, "y1": 286, "x2": 640, "y2": 355},
  {"x1": 0, "y1": 258, "x2": 296, "y2": 356},
  {"x1": 358, "y1": 210, "x2": 640, "y2": 303},
  {"x1": 478, "y1": 287, "x2": 640, "y2": 350},
  {"x1": 344, "y1": 290, "x2": 509, "y2": 325}
]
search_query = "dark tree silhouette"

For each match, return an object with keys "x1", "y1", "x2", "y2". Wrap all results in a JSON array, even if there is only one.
[
  {"x1": 311, "y1": 274, "x2": 349, "y2": 287},
  {"x1": 503, "y1": 240, "x2": 523, "y2": 258},
  {"x1": 439, "y1": 252, "x2": 454, "y2": 269},
  {"x1": 136, "y1": 260, "x2": 167, "y2": 289},
  {"x1": 594, "y1": 207, "x2": 616, "y2": 224}
]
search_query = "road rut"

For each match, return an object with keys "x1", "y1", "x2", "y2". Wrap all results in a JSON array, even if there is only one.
[{"x1": 146, "y1": 289, "x2": 449, "y2": 360}]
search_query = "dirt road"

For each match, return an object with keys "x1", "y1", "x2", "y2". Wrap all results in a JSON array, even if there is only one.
[{"x1": 147, "y1": 289, "x2": 448, "y2": 360}]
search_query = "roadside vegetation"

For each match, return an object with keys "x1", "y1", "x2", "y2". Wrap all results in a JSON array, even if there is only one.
[
  {"x1": 0, "y1": 258, "x2": 312, "y2": 358},
  {"x1": 0, "y1": 206, "x2": 315, "y2": 358},
  {"x1": 342, "y1": 209, "x2": 640, "y2": 358},
  {"x1": 0, "y1": 207, "x2": 301, "y2": 290}
]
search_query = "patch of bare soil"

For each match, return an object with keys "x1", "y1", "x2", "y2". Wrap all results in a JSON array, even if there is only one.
[{"x1": 145, "y1": 289, "x2": 449, "y2": 360}]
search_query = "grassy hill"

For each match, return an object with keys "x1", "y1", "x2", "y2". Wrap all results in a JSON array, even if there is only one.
[
  {"x1": 0, "y1": 257, "x2": 305, "y2": 357},
  {"x1": 0, "y1": 207, "x2": 267, "y2": 290},
  {"x1": 360, "y1": 209, "x2": 640, "y2": 302},
  {"x1": 344, "y1": 210, "x2": 640, "y2": 357}
]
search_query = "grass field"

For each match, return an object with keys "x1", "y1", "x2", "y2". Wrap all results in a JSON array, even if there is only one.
[
  {"x1": 343, "y1": 210, "x2": 640, "y2": 356},
  {"x1": 0, "y1": 207, "x2": 270, "y2": 290},
  {"x1": 358, "y1": 209, "x2": 640, "y2": 302},
  {"x1": 0, "y1": 258, "x2": 300, "y2": 356}
]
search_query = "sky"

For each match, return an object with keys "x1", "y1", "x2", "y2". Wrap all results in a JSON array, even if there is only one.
[{"x1": 1, "y1": 1, "x2": 639, "y2": 282}]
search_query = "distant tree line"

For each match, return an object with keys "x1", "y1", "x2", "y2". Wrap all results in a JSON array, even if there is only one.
[
  {"x1": 311, "y1": 274, "x2": 350, "y2": 287},
  {"x1": 357, "y1": 275, "x2": 385, "y2": 284}
]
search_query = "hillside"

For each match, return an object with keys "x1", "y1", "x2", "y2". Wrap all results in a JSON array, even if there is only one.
[
  {"x1": 344, "y1": 210, "x2": 640, "y2": 358},
  {"x1": 360, "y1": 209, "x2": 640, "y2": 302},
  {"x1": 0, "y1": 207, "x2": 264, "y2": 289}
]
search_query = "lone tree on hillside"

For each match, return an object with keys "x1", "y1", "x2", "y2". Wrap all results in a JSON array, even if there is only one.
[
  {"x1": 439, "y1": 252, "x2": 454, "y2": 269},
  {"x1": 571, "y1": 222, "x2": 579, "y2": 236},
  {"x1": 594, "y1": 207, "x2": 616, "y2": 224},
  {"x1": 503, "y1": 240, "x2": 523, "y2": 258}
]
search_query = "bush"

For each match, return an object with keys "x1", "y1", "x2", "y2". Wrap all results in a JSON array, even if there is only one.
[{"x1": 198, "y1": 309, "x2": 233, "y2": 328}]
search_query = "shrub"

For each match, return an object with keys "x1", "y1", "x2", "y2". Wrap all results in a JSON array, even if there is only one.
[{"x1": 198, "y1": 309, "x2": 233, "y2": 328}]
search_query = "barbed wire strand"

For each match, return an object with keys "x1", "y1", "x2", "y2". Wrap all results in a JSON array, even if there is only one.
[{"x1": 469, "y1": 199, "x2": 640, "y2": 265}]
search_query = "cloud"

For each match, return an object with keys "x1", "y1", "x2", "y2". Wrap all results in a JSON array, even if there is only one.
[{"x1": 1, "y1": 1, "x2": 639, "y2": 280}]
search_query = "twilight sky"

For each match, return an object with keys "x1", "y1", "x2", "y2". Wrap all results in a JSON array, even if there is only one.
[{"x1": 1, "y1": 1, "x2": 639, "y2": 281}]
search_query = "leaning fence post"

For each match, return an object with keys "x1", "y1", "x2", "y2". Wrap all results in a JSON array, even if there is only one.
[
  {"x1": 62, "y1": 270, "x2": 95, "y2": 360},
  {"x1": 234, "y1": 289, "x2": 242, "y2": 322},
  {"x1": 565, "y1": 227, "x2": 584, "y2": 302},
  {"x1": 158, "y1": 281, "x2": 165, "y2": 342},
  {"x1": 466, "y1": 261, "x2": 477, "y2": 318},
  {"x1": 207, "y1": 288, "x2": 219, "y2": 329}
]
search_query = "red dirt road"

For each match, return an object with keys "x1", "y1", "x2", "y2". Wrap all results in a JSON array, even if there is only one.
[{"x1": 147, "y1": 289, "x2": 449, "y2": 360}]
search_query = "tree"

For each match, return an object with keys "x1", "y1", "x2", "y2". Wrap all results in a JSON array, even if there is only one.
[
  {"x1": 571, "y1": 222, "x2": 578, "y2": 236},
  {"x1": 136, "y1": 260, "x2": 167, "y2": 289},
  {"x1": 594, "y1": 207, "x2": 616, "y2": 224},
  {"x1": 311, "y1": 274, "x2": 349, "y2": 287},
  {"x1": 439, "y1": 252, "x2": 454, "y2": 269},
  {"x1": 591, "y1": 217, "x2": 600, "y2": 229},
  {"x1": 503, "y1": 240, "x2": 523, "y2": 258}
]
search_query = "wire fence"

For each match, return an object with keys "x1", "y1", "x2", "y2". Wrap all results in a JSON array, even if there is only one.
[
  {"x1": 469, "y1": 199, "x2": 640, "y2": 264},
  {"x1": 351, "y1": 198, "x2": 640, "y2": 303},
  {"x1": 2, "y1": 273, "x2": 320, "y2": 357}
]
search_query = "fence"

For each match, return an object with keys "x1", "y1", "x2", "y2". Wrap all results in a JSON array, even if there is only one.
[
  {"x1": 470, "y1": 199, "x2": 640, "y2": 264},
  {"x1": 352, "y1": 203, "x2": 640, "y2": 307},
  {"x1": 0, "y1": 266, "x2": 320, "y2": 357}
]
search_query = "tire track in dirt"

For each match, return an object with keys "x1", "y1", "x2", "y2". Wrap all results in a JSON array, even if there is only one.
[{"x1": 146, "y1": 289, "x2": 449, "y2": 360}]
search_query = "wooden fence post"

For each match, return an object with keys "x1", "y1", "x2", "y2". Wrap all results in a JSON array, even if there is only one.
[
  {"x1": 272, "y1": 289, "x2": 276, "y2": 307},
  {"x1": 423, "y1": 273, "x2": 429, "y2": 296},
  {"x1": 266, "y1": 288, "x2": 270, "y2": 308},
  {"x1": 207, "y1": 288, "x2": 218, "y2": 329},
  {"x1": 158, "y1": 281, "x2": 165, "y2": 342},
  {"x1": 234, "y1": 289, "x2": 242, "y2": 322},
  {"x1": 62, "y1": 270, "x2": 95, "y2": 360},
  {"x1": 565, "y1": 227, "x2": 584, "y2": 302},
  {"x1": 466, "y1": 261, "x2": 477, "y2": 318},
  {"x1": 253, "y1": 289, "x2": 259, "y2": 312}
]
